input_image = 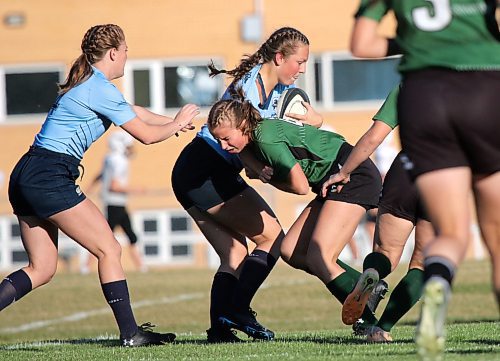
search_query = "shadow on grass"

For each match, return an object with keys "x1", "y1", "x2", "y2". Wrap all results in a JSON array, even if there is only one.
[
  {"x1": 277, "y1": 334, "x2": 415, "y2": 345},
  {"x1": 396, "y1": 317, "x2": 498, "y2": 327},
  {"x1": 0, "y1": 338, "x2": 119, "y2": 350}
]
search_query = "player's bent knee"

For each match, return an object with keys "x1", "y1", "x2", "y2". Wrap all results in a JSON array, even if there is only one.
[
  {"x1": 98, "y1": 240, "x2": 123, "y2": 260},
  {"x1": 29, "y1": 265, "x2": 57, "y2": 286}
]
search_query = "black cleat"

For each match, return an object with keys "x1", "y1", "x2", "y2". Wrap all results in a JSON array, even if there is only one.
[
  {"x1": 367, "y1": 279, "x2": 389, "y2": 314},
  {"x1": 352, "y1": 318, "x2": 372, "y2": 336},
  {"x1": 218, "y1": 308, "x2": 274, "y2": 341},
  {"x1": 206, "y1": 327, "x2": 243, "y2": 343},
  {"x1": 120, "y1": 322, "x2": 176, "y2": 347}
]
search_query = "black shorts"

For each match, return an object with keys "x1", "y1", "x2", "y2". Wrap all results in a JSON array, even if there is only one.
[
  {"x1": 9, "y1": 146, "x2": 86, "y2": 218},
  {"x1": 172, "y1": 137, "x2": 249, "y2": 211},
  {"x1": 106, "y1": 205, "x2": 138, "y2": 245},
  {"x1": 313, "y1": 142, "x2": 382, "y2": 210},
  {"x1": 378, "y1": 152, "x2": 429, "y2": 224},
  {"x1": 399, "y1": 69, "x2": 500, "y2": 178}
]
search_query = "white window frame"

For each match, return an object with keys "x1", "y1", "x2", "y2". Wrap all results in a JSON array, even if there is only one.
[{"x1": 132, "y1": 208, "x2": 203, "y2": 266}]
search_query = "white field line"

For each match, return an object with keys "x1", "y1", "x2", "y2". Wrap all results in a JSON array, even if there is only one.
[{"x1": 0, "y1": 278, "x2": 311, "y2": 334}]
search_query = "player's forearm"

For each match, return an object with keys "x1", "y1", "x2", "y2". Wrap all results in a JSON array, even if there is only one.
[
  {"x1": 341, "y1": 134, "x2": 382, "y2": 176},
  {"x1": 269, "y1": 180, "x2": 308, "y2": 195},
  {"x1": 132, "y1": 105, "x2": 174, "y2": 125}
]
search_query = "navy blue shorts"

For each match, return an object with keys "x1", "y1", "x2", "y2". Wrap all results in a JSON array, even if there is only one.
[
  {"x1": 9, "y1": 146, "x2": 86, "y2": 218},
  {"x1": 313, "y1": 142, "x2": 382, "y2": 210},
  {"x1": 172, "y1": 137, "x2": 248, "y2": 211}
]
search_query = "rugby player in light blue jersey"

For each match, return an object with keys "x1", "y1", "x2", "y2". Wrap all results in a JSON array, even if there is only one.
[{"x1": 5, "y1": 24, "x2": 198, "y2": 347}]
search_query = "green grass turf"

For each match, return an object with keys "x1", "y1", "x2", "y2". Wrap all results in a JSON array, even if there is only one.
[{"x1": 0, "y1": 259, "x2": 498, "y2": 360}]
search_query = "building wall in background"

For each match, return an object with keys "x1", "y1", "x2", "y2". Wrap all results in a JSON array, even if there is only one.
[{"x1": 4, "y1": 2, "x2": 483, "y2": 271}]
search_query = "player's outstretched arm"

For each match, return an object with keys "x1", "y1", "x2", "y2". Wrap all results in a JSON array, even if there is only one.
[{"x1": 122, "y1": 104, "x2": 199, "y2": 144}]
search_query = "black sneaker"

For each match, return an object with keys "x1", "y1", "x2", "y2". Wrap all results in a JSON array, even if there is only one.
[
  {"x1": 206, "y1": 327, "x2": 243, "y2": 343},
  {"x1": 218, "y1": 308, "x2": 274, "y2": 341},
  {"x1": 121, "y1": 322, "x2": 176, "y2": 347},
  {"x1": 367, "y1": 280, "x2": 389, "y2": 314}
]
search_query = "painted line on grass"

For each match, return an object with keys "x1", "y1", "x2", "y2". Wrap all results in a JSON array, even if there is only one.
[
  {"x1": 0, "y1": 278, "x2": 311, "y2": 334},
  {"x1": 0, "y1": 293, "x2": 204, "y2": 334}
]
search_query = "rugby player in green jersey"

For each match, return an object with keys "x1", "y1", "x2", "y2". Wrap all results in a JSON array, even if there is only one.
[
  {"x1": 207, "y1": 90, "x2": 383, "y2": 330},
  {"x1": 350, "y1": 1, "x2": 500, "y2": 360},
  {"x1": 323, "y1": 85, "x2": 435, "y2": 342}
]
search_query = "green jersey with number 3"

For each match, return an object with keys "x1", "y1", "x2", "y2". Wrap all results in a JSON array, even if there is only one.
[{"x1": 357, "y1": 0, "x2": 500, "y2": 72}]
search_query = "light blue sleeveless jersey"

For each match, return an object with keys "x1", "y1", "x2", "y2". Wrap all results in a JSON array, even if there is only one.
[
  {"x1": 197, "y1": 64, "x2": 293, "y2": 168},
  {"x1": 33, "y1": 67, "x2": 136, "y2": 160}
]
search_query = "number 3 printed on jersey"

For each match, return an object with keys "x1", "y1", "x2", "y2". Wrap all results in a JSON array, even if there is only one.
[{"x1": 413, "y1": 0, "x2": 452, "y2": 31}]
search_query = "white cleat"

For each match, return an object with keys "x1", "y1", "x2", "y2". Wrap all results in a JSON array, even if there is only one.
[{"x1": 415, "y1": 277, "x2": 450, "y2": 361}]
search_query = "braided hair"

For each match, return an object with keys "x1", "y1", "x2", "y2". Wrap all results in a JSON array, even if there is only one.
[
  {"x1": 207, "y1": 87, "x2": 262, "y2": 141},
  {"x1": 208, "y1": 27, "x2": 309, "y2": 83},
  {"x1": 58, "y1": 24, "x2": 125, "y2": 94}
]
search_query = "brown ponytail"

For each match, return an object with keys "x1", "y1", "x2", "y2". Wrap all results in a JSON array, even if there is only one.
[
  {"x1": 59, "y1": 24, "x2": 125, "y2": 94},
  {"x1": 208, "y1": 27, "x2": 309, "y2": 83}
]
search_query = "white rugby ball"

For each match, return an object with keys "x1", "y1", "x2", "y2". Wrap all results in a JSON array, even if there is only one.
[{"x1": 276, "y1": 88, "x2": 310, "y2": 121}]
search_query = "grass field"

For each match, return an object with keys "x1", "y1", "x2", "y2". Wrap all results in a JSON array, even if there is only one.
[{"x1": 0, "y1": 259, "x2": 498, "y2": 360}]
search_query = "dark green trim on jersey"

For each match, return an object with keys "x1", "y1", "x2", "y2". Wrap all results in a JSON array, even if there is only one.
[{"x1": 251, "y1": 119, "x2": 346, "y2": 186}]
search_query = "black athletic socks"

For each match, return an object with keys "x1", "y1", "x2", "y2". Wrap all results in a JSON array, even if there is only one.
[
  {"x1": 377, "y1": 268, "x2": 424, "y2": 332},
  {"x1": 326, "y1": 272, "x2": 355, "y2": 304},
  {"x1": 0, "y1": 269, "x2": 32, "y2": 311},
  {"x1": 210, "y1": 272, "x2": 238, "y2": 328},
  {"x1": 232, "y1": 250, "x2": 277, "y2": 312},
  {"x1": 101, "y1": 280, "x2": 138, "y2": 339},
  {"x1": 363, "y1": 252, "x2": 392, "y2": 279},
  {"x1": 424, "y1": 256, "x2": 455, "y2": 285}
]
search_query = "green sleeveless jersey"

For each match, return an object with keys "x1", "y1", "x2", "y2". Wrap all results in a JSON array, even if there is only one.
[
  {"x1": 373, "y1": 84, "x2": 399, "y2": 128},
  {"x1": 251, "y1": 119, "x2": 346, "y2": 186},
  {"x1": 357, "y1": 0, "x2": 500, "y2": 72}
]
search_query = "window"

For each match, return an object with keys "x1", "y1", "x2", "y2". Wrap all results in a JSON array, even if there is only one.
[
  {"x1": 0, "y1": 66, "x2": 64, "y2": 121},
  {"x1": 332, "y1": 58, "x2": 401, "y2": 102},
  {"x1": 171, "y1": 216, "x2": 190, "y2": 232},
  {"x1": 144, "y1": 244, "x2": 159, "y2": 256},
  {"x1": 6, "y1": 72, "x2": 59, "y2": 115},
  {"x1": 133, "y1": 69, "x2": 151, "y2": 107},
  {"x1": 303, "y1": 53, "x2": 401, "y2": 109},
  {"x1": 172, "y1": 244, "x2": 190, "y2": 257},
  {"x1": 164, "y1": 65, "x2": 219, "y2": 107},
  {"x1": 143, "y1": 219, "x2": 158, "y2": 234},
  {"x1": 125, "y1": 60, "x2": 223, "y2": 112},
  {"x1": 10, "y1": 223, "x2": 21, "y2": 238}
]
